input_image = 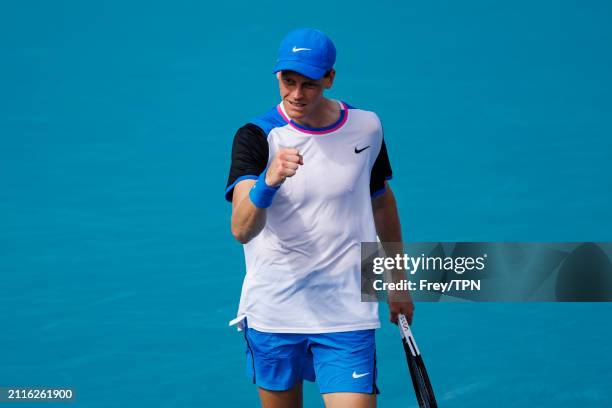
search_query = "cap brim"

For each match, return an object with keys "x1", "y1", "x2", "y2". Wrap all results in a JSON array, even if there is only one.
[{"x1": 272, "y1": 60, "x2": 327, "y2": 80}]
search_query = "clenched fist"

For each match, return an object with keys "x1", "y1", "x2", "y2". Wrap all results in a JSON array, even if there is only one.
[{"x1": 265, "y1": 148, "x2": 304, "y2": 187}]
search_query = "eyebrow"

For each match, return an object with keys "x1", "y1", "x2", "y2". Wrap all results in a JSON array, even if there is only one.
[{"x1": 282, "y1": 75, "x2": 318, "y2": 86}]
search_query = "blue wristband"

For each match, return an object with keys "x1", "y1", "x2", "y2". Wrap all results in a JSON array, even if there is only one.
[{"x1": 249, "y1": 171, "x2": 280, "y2": 208}]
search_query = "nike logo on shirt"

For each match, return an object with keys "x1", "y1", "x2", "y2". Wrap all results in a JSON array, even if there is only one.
[
  {"x1": 354, "y1": 146, "x2": 370, "y2": 154},
  {"x1": 352, "y1": 371, "x2": 370, "y2": 379}
]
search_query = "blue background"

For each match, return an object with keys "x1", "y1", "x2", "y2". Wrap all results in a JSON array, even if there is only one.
[{"x1": 1, "y1": 0, "x2": 611, "y2": 406}]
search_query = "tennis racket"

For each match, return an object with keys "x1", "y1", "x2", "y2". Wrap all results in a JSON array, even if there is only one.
[{"x1": 398, "y1": 314, "x2": 438, "y2": 408}]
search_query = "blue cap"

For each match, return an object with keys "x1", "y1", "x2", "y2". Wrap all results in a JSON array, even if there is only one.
[{"x1": 272, "y1": 28, "x2": 336, "y2": 80}]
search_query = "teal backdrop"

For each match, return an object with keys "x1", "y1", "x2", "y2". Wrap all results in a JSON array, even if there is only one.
[{"x1": 1, "y1": 1, "x2": 611, "y2": 406}]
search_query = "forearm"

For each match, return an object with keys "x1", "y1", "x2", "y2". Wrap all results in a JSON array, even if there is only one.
[
  {"x1": 230, "y1": 148, "x2": 302, "y2": 244},
  {"x1": 232, "y1": 197, "x2": 266, "y2": 244},
  {"x1": 231, "y1": 180, "x2": 267, "y2": 244}
]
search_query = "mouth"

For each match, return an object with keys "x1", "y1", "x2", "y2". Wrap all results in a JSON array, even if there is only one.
[{"x1": 287, "y1": 100, "x2": 306, "y2": 110}]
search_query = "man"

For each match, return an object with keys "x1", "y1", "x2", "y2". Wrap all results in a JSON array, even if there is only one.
[{"x1": 225, "y1": 28, "x2": 413, "y2": 408}]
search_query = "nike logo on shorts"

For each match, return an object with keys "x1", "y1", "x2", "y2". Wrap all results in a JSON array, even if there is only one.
[{"x1": 352, "y1": 371, "x2": 370, "y2": 379}]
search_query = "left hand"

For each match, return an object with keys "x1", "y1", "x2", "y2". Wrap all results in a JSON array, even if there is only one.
[{"x1": 389, "y1": 299, "x2": 414, "y2": 325}]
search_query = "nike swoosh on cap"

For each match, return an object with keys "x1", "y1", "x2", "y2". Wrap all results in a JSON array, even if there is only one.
[
  {"x1": 352, "y1": 371, "x2": 370, "y2": 379},
  {"x1": 292, "y1": 46, "x2": 312, "y2": 52}
]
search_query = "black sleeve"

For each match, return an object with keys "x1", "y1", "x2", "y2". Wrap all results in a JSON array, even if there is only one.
[
  {"x1": 225, "y1": 123, "x2": 269, "y2": 202},
  {"x1": 369, "y1": 139, "x2": 393, "y2": 198}
]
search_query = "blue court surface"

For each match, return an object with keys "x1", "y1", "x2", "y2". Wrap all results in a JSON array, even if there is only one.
[{"x1": 1, "y1": 1, "x2": 611, "y2": 407}]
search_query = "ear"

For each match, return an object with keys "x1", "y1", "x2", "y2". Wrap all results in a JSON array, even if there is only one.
[
  {"x1": 276, "y1": 72, "x2": 282, "y2": 80},
  {"x1": 325, "y1": 69, "x2": 336, "y2": 89}
]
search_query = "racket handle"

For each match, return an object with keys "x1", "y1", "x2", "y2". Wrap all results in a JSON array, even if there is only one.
[{"x1": 398, "y1": 314, "x2": 421, "y2": 356}]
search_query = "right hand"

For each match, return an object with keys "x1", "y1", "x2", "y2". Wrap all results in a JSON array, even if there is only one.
[{"x1": 265, "y1": 148, "x2": 303, "y2": 187}]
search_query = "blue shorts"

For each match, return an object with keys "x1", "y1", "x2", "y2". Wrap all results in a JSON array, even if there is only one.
[{"x1": 243, "y1": 322, "x2": 379, "y2": 394}]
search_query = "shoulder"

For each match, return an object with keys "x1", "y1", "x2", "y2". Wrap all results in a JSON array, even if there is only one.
[
  {"x1": 231, "y1": 123, "x2": 268, "y2": 152},
  {"x1": 232, "y1": 105, "x2": 289, "y2": 145},
  {"x1": 343, "y1": 102, "x2": 383, "y2": 133},
  {"x1": 234, "y1": 122, "x2": 265, "y2": 138},
  {"x1": 248, "y1": 105, "x2": 288, "y2": 136},
  {"x1": 343, "y1": 101, "x2": 382, "y2": 124}
]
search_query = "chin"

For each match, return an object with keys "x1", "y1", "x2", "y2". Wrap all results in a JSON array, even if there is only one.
[
  {"x1": 289, "y1": 110, "x2": 306, "y2": 119},
  {"x1": 288, "y1": 109, "x2": 307, "y2": 120},
  {"x1": 284, "y1": 101, "x2": 307, "y2": 117}
]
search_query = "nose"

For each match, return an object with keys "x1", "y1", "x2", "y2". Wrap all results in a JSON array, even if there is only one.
[{"x1": 292, "y1": 85, "x2": 304, "y2": 100}]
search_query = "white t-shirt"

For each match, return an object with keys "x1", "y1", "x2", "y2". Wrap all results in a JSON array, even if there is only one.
[{"x1": 225, "y1": 100, "x2": 393, "y2": 333}]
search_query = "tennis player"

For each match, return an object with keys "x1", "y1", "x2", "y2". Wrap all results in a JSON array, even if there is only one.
[{"x1": 225, "y1": 28, "x2": 413, "y2": 408}]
